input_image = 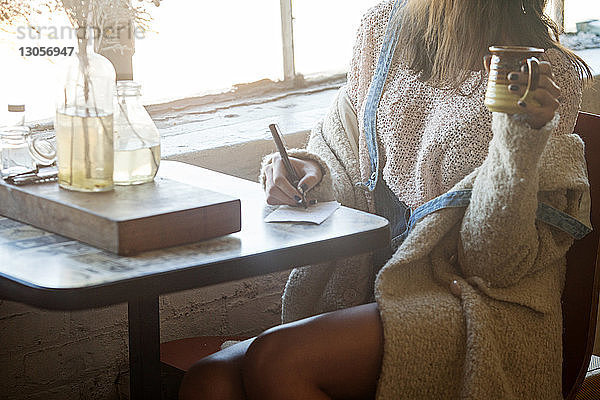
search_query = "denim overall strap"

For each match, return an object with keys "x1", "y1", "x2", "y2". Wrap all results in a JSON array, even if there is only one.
[
  {"x1": 537, "y1": 202, "x2": 592, "y2": 240},
  {"x1": 405, "y1": 189, "x2": 592, "y2": 240},
  {"x1": 357, "y1": 0, "x2": 406, "y2": 191}
]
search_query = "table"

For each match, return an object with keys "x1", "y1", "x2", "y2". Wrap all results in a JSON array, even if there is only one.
[{"x1": 0, "y1": 161, "x2": 389, "y2": 400}]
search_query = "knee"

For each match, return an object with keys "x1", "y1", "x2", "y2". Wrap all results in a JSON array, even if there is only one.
[
  {"x1": 242, "y1": 327, "x2": 303, "y2": 396},
  {"x1": 179, "y1": 356, "x2": 241, "y2": 400}
]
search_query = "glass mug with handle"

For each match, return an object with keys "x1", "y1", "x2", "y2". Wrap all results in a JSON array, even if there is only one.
[
  {"x1": 0, "y1": 129, "x2": 57, "y2": 182},
  {"x1": 484, "y1": 46, "x2": 544, "y2": 114}
]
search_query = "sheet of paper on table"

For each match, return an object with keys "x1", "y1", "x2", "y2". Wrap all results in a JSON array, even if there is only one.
[{"x1": 264, "y1": 201, "x2": 341, "y2": 225}]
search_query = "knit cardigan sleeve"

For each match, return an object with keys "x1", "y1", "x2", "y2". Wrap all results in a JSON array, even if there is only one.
[{"x1": 458, "y1": 52, "x2": 584, "y2": 288}]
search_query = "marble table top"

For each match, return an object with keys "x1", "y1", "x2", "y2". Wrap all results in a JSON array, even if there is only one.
[{"x1": 0, "y1": 161, "x2": 389, "y2": 310}]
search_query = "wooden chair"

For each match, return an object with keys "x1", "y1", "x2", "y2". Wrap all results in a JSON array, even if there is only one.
[
  {"x1": 160, "y1": 112, "x2": 600, "y2": 399},
  {"x1": 563, "y1": 111, "x2": 600, "y2": 399},
  {"x1": 160, "y1": 336, "x2": 250, "y2": 399}
]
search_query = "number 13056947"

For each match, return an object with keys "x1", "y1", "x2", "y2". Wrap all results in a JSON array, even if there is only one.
[{"x1": 19, "y1": 47, "x2": 75, "y2": 57}]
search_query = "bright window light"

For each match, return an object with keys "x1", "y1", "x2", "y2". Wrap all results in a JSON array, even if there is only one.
[
  {"x1": 0, "y1": 1, "x2": 598, "y2": 123},
  {"x1": 133, "y1": 0, "x2": 283, "y2": 105},
  {"x1": 293, "y1": 0, "x2": 380, "y2": 78},
  {"x1": 565, "y1": 0, "x2": 600, "y2": 32}
]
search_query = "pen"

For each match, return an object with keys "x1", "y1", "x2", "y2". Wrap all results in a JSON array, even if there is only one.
[{"x1": 268, "y1": 123, "x2": 308, "y2": 208}]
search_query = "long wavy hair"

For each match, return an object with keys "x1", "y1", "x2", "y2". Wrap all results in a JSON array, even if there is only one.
[{"x1": 394, "y1": 0, "x2": 592, "y2": 89}]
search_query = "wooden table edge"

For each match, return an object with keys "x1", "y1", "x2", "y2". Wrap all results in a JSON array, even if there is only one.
[{"x1": 0, "y1": 218, "x2": 390, "y2": 310}]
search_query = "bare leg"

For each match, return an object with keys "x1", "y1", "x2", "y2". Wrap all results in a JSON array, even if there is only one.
[
  {"x1": 179, "y1": 338, "x2": 254, "y2": 400},
  {"x1": 180, "y1": 302, "x2": 383, "y2": 400},
  {"x1": 243, "y1": 302, "x2": 383, "y2": 400}
]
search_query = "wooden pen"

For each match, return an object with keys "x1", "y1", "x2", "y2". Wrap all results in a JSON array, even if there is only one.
[{"x1": 268, "y1": 123, "x2": 307, "y2": 208}]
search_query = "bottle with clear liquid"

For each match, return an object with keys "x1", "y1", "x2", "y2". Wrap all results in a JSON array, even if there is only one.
[
  {"x1": 113, "y1": 81, "x2": 160, "y2": 185},
  {"x1": 0, "y1": 105, "x2": 36, "y2": 179},
  {"x1": 55, "y1": 27, "x2": 116, "y2": 192}
]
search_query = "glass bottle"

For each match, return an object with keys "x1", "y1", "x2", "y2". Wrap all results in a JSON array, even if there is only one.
[
  {"x1": 0, "y1": 105, "x2": 36, "y2": 179},
  {"x1": 55, "y1": 27, "x2": 116, "y2": 192},
  {"x1": 113, "y1": 81, "x2": 160, "y2": 185},
  {"x1": 5, "y1": 105, "x2": 26, "y2": 127}
]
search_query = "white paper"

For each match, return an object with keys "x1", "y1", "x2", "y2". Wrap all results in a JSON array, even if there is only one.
[{"x1": 264, "y1": 201, "x2": 341, "y2": 225}]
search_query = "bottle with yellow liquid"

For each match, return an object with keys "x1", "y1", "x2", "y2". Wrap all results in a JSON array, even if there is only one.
[
  {"x1": 113, "y1": 81, "x2": 160, "y2": 185},
  {"x1": 55, "y1": 27, "x2": 115, "y2": 192}
]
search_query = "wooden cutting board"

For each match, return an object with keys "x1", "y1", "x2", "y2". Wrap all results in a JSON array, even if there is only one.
[{"x1": 0, "y1": 176, "x2": 241, "y2": 255}]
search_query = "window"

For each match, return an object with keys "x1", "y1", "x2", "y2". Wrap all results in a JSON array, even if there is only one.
[
  {"x1": 0, "y1": 1, "x2": 380, "y2": 122},
  {"x1": 557, "y1": 1, "x2": 600, "y2": 55},
  {"x1": 135, "y1": 1, "x2": 380, "y2": 104},
  {"x1": 286, "y1": 0, "x2": 380, "y2": 78},
  {"x1": 564, "y1": 0, "x2": 600, "y2": 33},
  {"x1": 133, "y1": 1, "x2": 283, "y2": 104},
  {"x1": 1, "y1": 1, "x2": 597, "y2": 123}
]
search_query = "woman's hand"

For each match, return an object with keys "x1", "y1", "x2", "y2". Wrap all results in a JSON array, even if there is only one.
[
  {"x1": 264, "y1": 155, "x2": 323, "y2": 206},
  {"x1": 484, "y1": 56, "x2": 561, "y2": 129}
]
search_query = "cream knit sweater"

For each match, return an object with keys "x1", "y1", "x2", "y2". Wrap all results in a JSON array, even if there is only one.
[
  {"x1": 348, "y1": 1, "x2": 583, "y2": 210},
  {"x1": 260, "y1": 1, "x2": 591, "y2": 398}
]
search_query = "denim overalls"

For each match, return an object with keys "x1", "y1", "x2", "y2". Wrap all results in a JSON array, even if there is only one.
[{"x1": 361, "y1": 0, "x2": 591, "y2": 265}]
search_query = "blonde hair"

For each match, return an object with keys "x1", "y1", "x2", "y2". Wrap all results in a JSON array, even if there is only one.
[{"x1": 393, "y1": 0, "x2": 592, "y2": 90}]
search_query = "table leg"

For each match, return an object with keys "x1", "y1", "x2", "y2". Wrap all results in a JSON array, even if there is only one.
[{"x1": 128, "y1": 296, "x2": 161, "y2": 400}]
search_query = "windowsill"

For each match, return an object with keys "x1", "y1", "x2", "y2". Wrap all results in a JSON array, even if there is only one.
[
  {"x1": 29, "y1": 74, "x2": 346, "y2": 153},
  {"x1": 27, "y1": 47, "x2": 599, "y2": 182},
  {"x1": 152, "y1": 48, "x2": 600, "y2": 159},
  {"x1": 27, "y1": 74, "x2": 346, "y2": 181},
  {"x1": 147, "y1": 75, "x2": 345, "y2": 159}
]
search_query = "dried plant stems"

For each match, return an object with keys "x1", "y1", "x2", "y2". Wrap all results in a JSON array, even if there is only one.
[
  {"x1": 1, "y1": 0, "x2": 157, "y2": 54},
  {"x1": 2, "y1": 0, "x2": 160, "y2": 185}
]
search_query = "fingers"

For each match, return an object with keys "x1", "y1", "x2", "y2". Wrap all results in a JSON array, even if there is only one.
[
  {"x1": 295, "y1": 159, "x2": 322, "y2": 194},
  {"x1": 518, "y1": 87, "x2": 559, "y2": 119},
  {"x1": 531, "y1": 88, "x2": 560, "y2": 111},
  {"x1": 272, "y1": 156, "x2": 304, "y2": 199},
  {"x1": 265, "y1": 165, "x2": 299, "y2": 206},
  {"x1": 483, "y1": 55, "x2": 491, "y2": 73},
  {"x1": 536, "y1": 61, "x2": 554, "y2": 78},
  {"x1": 264, "y1": 156, "x2": 324, "y2": 206},
  {"x1": 507, "y1": 63, "x2": 558, "y2": 93},
  {"x1": 540, "y1": 74, "x2": 560, "y2": 98},
  {"x1": 507, "y1": 61, "x2": 552, "y2": 83},
  {"x1": 506, "y1": 74, "x2": 560, "y2": 99},
  {"x1": 504, "y1": 60, "x2": 561, "y2": 129}
]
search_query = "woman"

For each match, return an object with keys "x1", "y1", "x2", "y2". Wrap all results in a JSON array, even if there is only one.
[{"x1": 180, "y1": 0, "x2": 592, "y2": 399}]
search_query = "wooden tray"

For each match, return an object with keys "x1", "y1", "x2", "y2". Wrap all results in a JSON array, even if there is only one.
[{"x1": 0, "y1": 176, "x2": 241, "y2": 255}]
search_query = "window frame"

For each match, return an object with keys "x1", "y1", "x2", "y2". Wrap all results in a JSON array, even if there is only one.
[
  {"x1": 111, "y1": 0, "x2": 568, "y2": 84},
  {"x1": 111, "y1": 1, "x2": 298, "y2": 85}
]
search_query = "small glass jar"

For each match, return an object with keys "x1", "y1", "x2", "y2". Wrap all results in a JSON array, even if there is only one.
[
  {"x1": 0, "y1": 126, "x2": 37, "y2": 179},
  {"x1": 1, "y1": 104, "x2": 56, "y2": 181},
  {"x1": 113, "y1": 81, "x2": 160, "y2": 185}
]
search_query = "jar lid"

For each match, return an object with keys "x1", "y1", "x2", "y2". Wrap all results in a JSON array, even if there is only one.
[{"x1": 8, "y1": 105, "x2": 25, "y2": 113}]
